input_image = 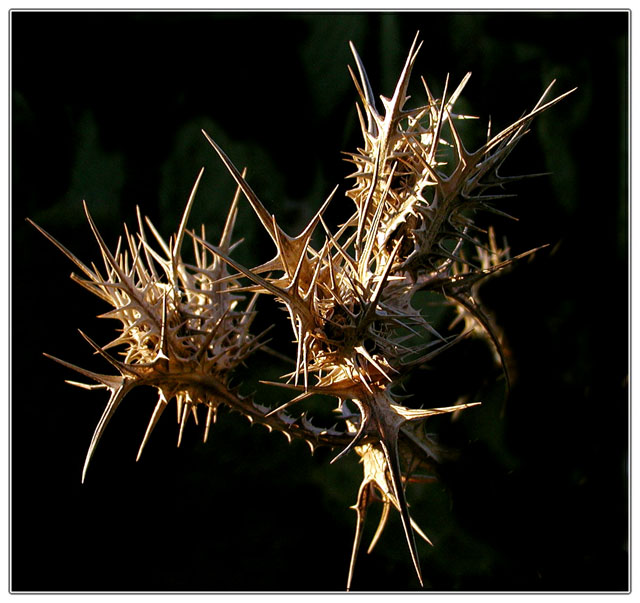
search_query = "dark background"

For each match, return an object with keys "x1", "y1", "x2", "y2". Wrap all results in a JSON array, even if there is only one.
[{"x1": 11, "y1": 11, "x2": 628, "y2": 592}]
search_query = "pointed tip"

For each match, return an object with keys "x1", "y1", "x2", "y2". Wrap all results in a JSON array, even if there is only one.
[
  {"x1": 174, "y1": 167, "x2": 205, "y2": 260},
  {"x1": 81, "y1": 448, "x2": 93, "y2": 485},
  {"x1": 378, "y1": 436, "x2": 424, "y2": 589}
]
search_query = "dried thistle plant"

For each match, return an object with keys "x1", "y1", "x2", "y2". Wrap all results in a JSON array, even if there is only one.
[{"x1": 28, "y1": 34, "x2": 573, "y2": 590}]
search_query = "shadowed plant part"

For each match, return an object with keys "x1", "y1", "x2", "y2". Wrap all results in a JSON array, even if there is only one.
[{"x1": 28, "y1": 34, "x2": 573, "y2": 590}]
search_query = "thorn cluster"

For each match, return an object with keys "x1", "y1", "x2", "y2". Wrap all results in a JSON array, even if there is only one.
[{"x1": 29, "y1": 34, "x2": 573, "y2": 590}]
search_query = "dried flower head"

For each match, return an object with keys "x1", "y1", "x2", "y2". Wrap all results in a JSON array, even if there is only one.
[{"x1": 29, "y1": 34, "x2": 573, "y2": 590}]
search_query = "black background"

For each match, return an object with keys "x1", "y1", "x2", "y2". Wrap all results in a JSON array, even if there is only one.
[{"x1": 11, "y1": 10, "x2": 628, "y2": 592}]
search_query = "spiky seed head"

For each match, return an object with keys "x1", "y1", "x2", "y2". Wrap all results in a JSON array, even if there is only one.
[{"x1": 29, "y1": 33, "x2": 573, "y2": 590}]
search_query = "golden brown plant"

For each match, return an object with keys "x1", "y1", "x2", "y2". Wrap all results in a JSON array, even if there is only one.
[{"x1": 28, "y1": 34, "x2": 573, "y2": 590}]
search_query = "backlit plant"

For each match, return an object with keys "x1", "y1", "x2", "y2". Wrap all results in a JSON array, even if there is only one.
[{"x1": 28, "y1": 35, "x2": 573, "y2": 590}]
